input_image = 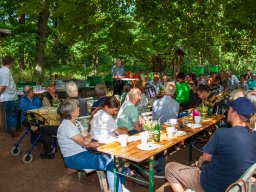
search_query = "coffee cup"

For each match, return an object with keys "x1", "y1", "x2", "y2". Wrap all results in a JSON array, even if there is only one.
[
  {"x1": 166, "y1": 127, "x2": 175, "y2": 138},
  {"x1": 118, "y1": 134, "x2": 128, "y2": 147},
  {"x1": 140, "y1": 131, "x2": 149, "y2": 145},
  {"x1": 194, "y1": 116, "x2": 201, "y2": 125},
  {"x1": 169, "y1": 119, "x2": 177, "y2": 127}
]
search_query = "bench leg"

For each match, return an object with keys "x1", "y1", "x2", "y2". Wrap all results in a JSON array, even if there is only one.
[{"x1": 96, "y1": 171, "x2": 108, "y2": 192}]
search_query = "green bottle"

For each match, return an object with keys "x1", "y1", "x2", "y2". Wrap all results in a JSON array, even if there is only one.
[{"x1": 154, "y1": 120, "x2": 160, "y2": 142}]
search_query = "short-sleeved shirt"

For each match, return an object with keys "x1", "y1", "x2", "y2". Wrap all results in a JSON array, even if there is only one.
[
  {"x1": 111, "y1": 65, "x2": 126, "y2": 78},
  {"x1": 152, "y1": 95, "x2": 179, "y2": 124},
  {"x1": 19, "y1": 96, "x2": 42, "y2": 122},
  {"x1": 90, "y1": 110, "x2": 118, "y2": 143},
  {"x1": 117, "y1": 100, "x2": 139, "y2": 131},
  {"x1": 0, "y1": 66, "x2": 17, "y2": 102},
  {"x1": 200, "y1": 126, "x2": 256, "y2": 192},
  {"x1": 57, "y1": 119, "x2": 87, "y2": 157},
  {"x1": 144, "y1": 83, "x2": 156, "y2": 99},
  {"x1": 174, "y1": 81, "x2": 190, "y2": 106},
  {"x1": 149, "y1": 80, "x2": 161, "y2": 93}
]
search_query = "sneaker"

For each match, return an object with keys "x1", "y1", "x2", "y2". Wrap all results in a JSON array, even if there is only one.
[
  {"x1": 40, "y1": 153, "x2": 55, "y2": 159},
  {"x1": 154, "y1": 170, "x2": 165, "y2": 179}
]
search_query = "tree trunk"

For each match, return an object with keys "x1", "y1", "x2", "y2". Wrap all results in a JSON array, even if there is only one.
[
  {"x1": 18, "y1": 14, "x2": 25, "y2": 69},
  {"x1": 92, "y1": 49, "x2": 99, "y2": 74},
  {"x1": 35, "y1": 0, "x2": 50, "y2": 74}
]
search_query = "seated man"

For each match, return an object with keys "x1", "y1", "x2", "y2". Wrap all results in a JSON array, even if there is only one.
[
  {"x1": 153, "y1": 82, "x2": 179, "y2": 124},
  {"x1": 42, "y1": 83, "x2": 60, "y2": 107},
  {"x1": 91, "y1": 83, "x2": 109, "y2": 112},
  {"x1": 66, "y1": 81, "x2": 88, "y2": 116},
  {"x1": 175, "y1": 72, "x2": 190, "y2": 108},
  {"x1": 165, "y1": 97, "x2": 256, "y2": 192},
  {"x1": 150, "y1": 73, "x2": 161, "y2": 93},
  {"x1": 117, "y1": 88, "x2": 142, "y2": 135},
  {"x1": 196, "y1": 84, "x2": 219, "y2": 114}
]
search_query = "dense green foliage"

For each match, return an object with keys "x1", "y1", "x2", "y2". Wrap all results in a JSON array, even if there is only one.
[{"x1": 0, "y1": 0, "x2": 255, "y2": 82}]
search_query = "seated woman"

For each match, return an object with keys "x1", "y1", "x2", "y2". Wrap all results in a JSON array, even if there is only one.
[
  {"x1": 19, "y1": 85, "x2": 42, "y2": 123},
  {"x1": 57, "y1": 99, "x2": 124, "y2": 192},
  {"x1": 42, "y1": 83, "x2": 59, "y2": 107},
  {"x1": 89, "y1": 96, "x2": 128, "y2": 144}
]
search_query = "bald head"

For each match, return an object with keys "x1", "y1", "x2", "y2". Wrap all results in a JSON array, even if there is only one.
[{"x1": 128, "y1": 88, "x2": 141, "y2": 104}]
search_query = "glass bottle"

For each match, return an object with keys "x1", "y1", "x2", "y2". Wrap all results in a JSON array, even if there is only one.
[{"x1": 153, "y1": 120, "x2": 160, "y2": 142}]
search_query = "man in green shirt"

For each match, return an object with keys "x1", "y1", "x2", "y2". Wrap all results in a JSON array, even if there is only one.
[
  {"x1": 175, "y1": 72, "x2": 190, "y2": 108},
  {"x1": 117, "y1": 88, "x2": 142, "y2": 135}
]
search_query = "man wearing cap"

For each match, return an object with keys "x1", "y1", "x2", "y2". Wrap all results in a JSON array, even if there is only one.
[
  {"x1": 0, "y1": 56, "x2": 18, "y2": 137},
  {"x1": 164, "y1": 97, "x2": 256, "y2": 192},
  {"x1": 111, "y1": 58, "x2": 126, "y2": 96}
]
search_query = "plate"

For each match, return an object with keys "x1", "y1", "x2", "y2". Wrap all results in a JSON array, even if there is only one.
[
  {"x1": 137, "y1": 143, "x2": 161, "y2": 151},
  {"x1": 174, "y1": 131, "x2": 186, "y2": 137},
  {"x1": 186, "y1": 123, "x2": 202, "y2": 129}
]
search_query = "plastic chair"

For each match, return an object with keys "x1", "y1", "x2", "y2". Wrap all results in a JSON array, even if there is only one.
[{"x1": 225, "y1": 163, "x2": 256, "y2": 192}]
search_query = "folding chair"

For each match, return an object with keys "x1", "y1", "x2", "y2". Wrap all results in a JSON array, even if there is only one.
[{"x1": 226, "y1": 163, "x2": 256, "y2": 192}]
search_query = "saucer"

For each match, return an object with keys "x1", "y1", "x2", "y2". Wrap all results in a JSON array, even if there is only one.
[
  {"x1": 137, "y1": 143, "x2": 161, "y2": 151},
  {"x1": 186, "y1": 123, "x2": 202, "y2": 129},
  {"x1": 174, "y1": 131, "x2": 186, "y2": 137}
]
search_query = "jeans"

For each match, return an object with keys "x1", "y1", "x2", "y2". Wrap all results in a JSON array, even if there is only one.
[
  {"x1": 3, "y1": 101, "x2": 17, "y2": 134},
  {"x1": 40, "y1": 125, "x2": 58, "y2": 154},
  {"x1": 64, "y1": 152, "x2": 123, "y2": 192}
]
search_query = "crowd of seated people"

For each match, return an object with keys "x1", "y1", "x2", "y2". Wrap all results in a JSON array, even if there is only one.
[{"x1": 15, "y1": 68, "x2": 255, "y2": 191}]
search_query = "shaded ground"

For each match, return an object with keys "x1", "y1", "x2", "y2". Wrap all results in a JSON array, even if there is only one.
[{"x1": 0, "y1": 129, "x2": 202, "y2": 192}]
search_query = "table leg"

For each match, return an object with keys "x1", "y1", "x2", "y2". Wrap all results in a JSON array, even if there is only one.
[
  {"x1": 148, "y1": 157, "x2": 155, "y2": 192},
  {"x1": 189, "y1": 139, "x2": 192, "y2": 162},
  {"x1": 113, "y1": 155, "x2": 117, "y2": 192}
]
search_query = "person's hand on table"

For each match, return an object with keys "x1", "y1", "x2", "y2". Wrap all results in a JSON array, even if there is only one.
[
  {"x1": 83, "y1": 134, "x2": 92, "y2": 146},
  {"x1": 115, "y1": 127, "x2": 128, "y2": 135}
]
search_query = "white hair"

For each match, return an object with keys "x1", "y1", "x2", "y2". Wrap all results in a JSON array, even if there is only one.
[{"x1": 66, "y1": 81, "x2": 78, "y2": 97}]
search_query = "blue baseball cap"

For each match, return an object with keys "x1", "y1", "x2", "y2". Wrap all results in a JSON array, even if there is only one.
[{"x1": 225, "y1": 97, "x2": 254, "y2": 118}]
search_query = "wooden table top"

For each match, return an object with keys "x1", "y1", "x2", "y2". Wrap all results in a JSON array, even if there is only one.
[
  {"x1": 97, "y1": 115, "x2": 224, "y2": 162},
  {"x1": 28, "y1": 107, "x2": 59, "y2": 126}
]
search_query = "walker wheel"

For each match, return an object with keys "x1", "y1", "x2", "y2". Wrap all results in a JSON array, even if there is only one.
[
  {"x1": 11, "y1": 146, "x2": 21, "y2": 156},
  {"x1": 22, "y1": 153, "x2": 33, "y2": 164}
]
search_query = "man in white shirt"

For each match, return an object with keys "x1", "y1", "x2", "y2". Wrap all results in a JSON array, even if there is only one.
[{"x1": 0, "y1": 56, "x2": 18, "y2": 137}]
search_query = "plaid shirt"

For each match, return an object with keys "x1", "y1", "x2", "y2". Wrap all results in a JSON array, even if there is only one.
[{"x1": 202, "y1": 93, "x2": 219, "y2": 112}]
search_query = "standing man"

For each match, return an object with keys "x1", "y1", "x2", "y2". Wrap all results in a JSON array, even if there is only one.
[
  {"x1": 111, "y1": 58, "x2": 126, "y2": 96},
  {"x1": 0, "y1": 56, "x2": 18, "y2": 137}
]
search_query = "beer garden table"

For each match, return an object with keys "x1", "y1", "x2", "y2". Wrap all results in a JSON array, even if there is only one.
[{"x1": 97, "y1": 115, "x2": 225, "y2": 192}]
